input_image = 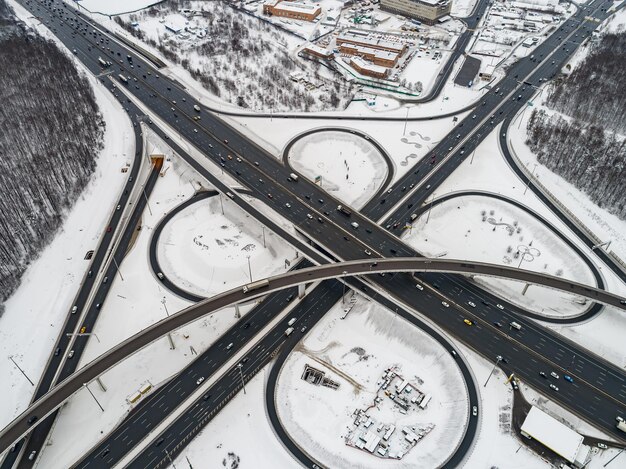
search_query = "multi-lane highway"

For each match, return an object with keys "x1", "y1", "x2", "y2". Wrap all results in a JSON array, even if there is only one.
[{"x1": 5, "y1": 0, "x2": 626, "y2": 466}]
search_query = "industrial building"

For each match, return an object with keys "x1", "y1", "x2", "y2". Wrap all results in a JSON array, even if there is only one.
[
  {"x1": 302, "y1": 44, "x2": 334, "y2": 60},
  {"x1": 350, "y1": 57, "x2": 390, "y2": 79},
  {"x1": 520, "y1": 406, "x2": 591, "y2": 468},
  {"x1": 339, "y1": 43, "x2": 399, "y2": 67},
  {"x1": 263, "y1": 1, "x2": 322, "y2": 22},
  {"x1": 337, "y1": 31, "x2": 407, "y2": 56},
  {"x1": 380, "y1": 0, "x2": 452, "y2": 24}
]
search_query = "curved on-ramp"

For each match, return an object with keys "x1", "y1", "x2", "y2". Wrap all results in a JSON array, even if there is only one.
[
  {"x1": 413, "y1": 190, "x2": 604, "y2": 323},
  {"x1": 1, "y1": 257, "x2": 624, "y2": 454}
]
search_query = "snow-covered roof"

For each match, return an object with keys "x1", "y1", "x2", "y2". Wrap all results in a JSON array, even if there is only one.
[
  {"x1": 338, "y1": 32, "x2": 406, "y2": 54},
  {"x1": 520, "y1": 407, "x2": 584, "y2": 463},
  {"x1": 274, "y1": 1, "x2": 321, "y2": 14},
  {"x1": 350, "y1": 57, "x2": 388, "y2": 75}
]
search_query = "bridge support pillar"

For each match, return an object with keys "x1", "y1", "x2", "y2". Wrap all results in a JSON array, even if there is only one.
[
  {"x1": 522, "y1": 283, "x2": 530, "y2": 295},
  {"x1": 298, "y1": 283, "x2": 306, "y2": 299},
  {"x1": 235, "y1": 303, "x2": 241, "y2": 318}
]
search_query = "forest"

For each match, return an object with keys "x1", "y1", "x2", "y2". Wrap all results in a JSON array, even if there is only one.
[
  {"x1": 0, "y1": 1, "x2": 104, "y2": 310},
  {"x1": 526, "y1": 30, "x2": 626, "y2": 219},
  {"x1": 115, "y1": 0, "x2": 354, "y2": 111}
]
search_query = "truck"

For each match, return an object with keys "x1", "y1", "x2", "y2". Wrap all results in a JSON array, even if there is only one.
[
  {"x1": 118, "y1": 74, "x2": 128, "y2": 84},
  {"x1": 617, "y1": 416, "x2": 626, "y2": 433},
  {"x1": 98, "y1": 57, "x2": 109, "y2": 67},
  {"x1": 337, "y1": 205, "x2": 352, "y2": 216},
  {"x1": 285, "y1": 327, "x2": 294, "y2": 336},
  {"x1": 242, "y1": 279, "x2": 269, "y2": 293},
  {"x1": 289, "y1": 173, "x2": 299, "y2": 181},
  {"x1": 194, "y1": 104, "x2": 201, "y2": 112}
]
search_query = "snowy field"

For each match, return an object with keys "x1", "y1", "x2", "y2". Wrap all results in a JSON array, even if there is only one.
[
  {"x1": 275, "y1": 295, "x2": 469, "y2": 468},
  {"x1": 403, "y1": 195, "x2": 596, "y2": 318},
  {"x1": 288, "y1": 130, "x2": 388, "y2": 208},
  {"x1": 0, "y1": 0, "x2": 132, "y2": 430},
  {"x1": 33, "y1": 131, "x2": 292, "y2": 468},
  {"x1": 158, "y1": 195, "x2": 297, "y2": 298}
]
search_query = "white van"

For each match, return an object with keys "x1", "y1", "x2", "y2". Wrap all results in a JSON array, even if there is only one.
[
  {"x1": 287, "y1": 318, "x2": 296, "y2": 326},
  {"x1": 510, "y1": 321, "x2": 522, "y2": 330}
]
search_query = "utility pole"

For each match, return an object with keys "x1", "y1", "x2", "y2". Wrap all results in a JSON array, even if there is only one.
[
  {"x1": 112, "y1": 256, "x2": 124, "y2": 281},
  {"x1": 403, "y1": 106, "x2": 409, "y2": 136},
  {"x1": 141, "y1": 184, "x2": 153, "y2": 216},
  {"x1": 238, "y1": 364, "x2": 246, "y2": 394},
  {"x1": 484, "y1": 355, "x2": 502, "y2": 387},
  {"x1": 8, "y1": 356, "x2": 34, "y2": 386},
  {"x1": 161, "y1": 298, "x2": 175, "y2": 350},
  {"x1": 83, "y1": 382, "x2": 104, "y2": 412},
  {"x1": 524, "y1": 163, "x2": 538, "y2": 195}
]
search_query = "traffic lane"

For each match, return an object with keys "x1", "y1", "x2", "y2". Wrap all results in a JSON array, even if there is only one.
[
  {"x1": 124, "y1": 281, "x2": 342, "y2": 469},
  {"x1": 388, "y1": 272, "x2": 626, "y2": 440},
  {"x1": 74, "y1": 281, "x2": 304, "y2": 468},
  {"x1": 14, "y1": 116, "x2": 154, "y2": 469}
]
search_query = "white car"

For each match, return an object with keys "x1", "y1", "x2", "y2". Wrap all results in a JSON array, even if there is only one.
[
  {"x1": 285, "y1": 203, "x2": 291, "y2": 208},
  {"x1": 472, "y1": 406, "x2": 477, "y2": 417},
  {"x1": 415, "y1": 284, "x2": 424, "y2": 291},
  {"x1": 496, "y1": 304, "x2": 504, "y2": 310},
  {"x1": 441, "y1": 301, "x2": 449, "y2": 308},
  {"x1": 196, "y1": 377, "x2": 205, "y2": 385},
  {"x1": 468, "y1": 301, "x2": 476, "y2": 308},
  {"x1": 550, "y1": 371, "x2": 560, "y2": 379},
  {"x1": 549, "y1": 384, "x2": 559, "y2": 392},
  {"x1": 597, "y1": 443, "x2": 608, "y2": 449}
]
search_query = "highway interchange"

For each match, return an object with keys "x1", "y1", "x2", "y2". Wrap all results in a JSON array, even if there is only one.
[{"x1": 3, "y1": 0, "x2": 626, "y2": 467}]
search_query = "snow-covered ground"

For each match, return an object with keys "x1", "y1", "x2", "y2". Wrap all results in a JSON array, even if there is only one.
[
  {"x1": 403, "y1": 195, "x2": 596, "y2": 318},
  {"x1": 34, "y1": 130, "x2": 295, "y2": 468},
  {"x1": 508, "y1": 74, "x2": 626, "y2": 264},
  {"x1": 234, "y1": 113, "x2": 468, "y2": 186},
  {"x1": 0, "y1": 0, "x2": 132, "y2": 430},
  {"x1": 158, "y1": 194, "x2": 297, "y2": 298},
  {"x1": 275, "y1": 295, "x2": 468, "y2": 468},
  {"x1": 288, "y1": 130, "x2": 388, "y2": 208}
]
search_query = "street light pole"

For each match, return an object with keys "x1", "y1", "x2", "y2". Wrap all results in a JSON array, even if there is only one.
[
  {"x1": 161, "y1": 299, "x2": 175, "y2": 350},
  {"x1": 238, "y1": 364, "x2": 246, "y2": 394},
  {"x1": 262, "y1": 226, "x2": 266, "y2": 248},
  {"x1": 83, "y1": 382, "x2": 104, "y2": 412},
  {"x1": 247, "y1": 255, "x2": 252, "y2": 282},
  {"x1": 484, "y1": 355, "x2": 502, "y2": 387},
  {"x1": 112, "y1": 256, "x2": 124, "y2": 281},
  {"x1": 524, "y1": 163, "x2": 538, "y2": 195},
  {"x1": 8, "y1": 356, "x2": 34, "y2": 386}
]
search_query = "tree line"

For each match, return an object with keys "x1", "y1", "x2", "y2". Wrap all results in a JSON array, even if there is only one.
[
  {"x1": 526, "y1": 29, "x2": 626, "y2": 220},
  {"x1": 0, "y1": 1, "x2": 104, "y2": 310}
]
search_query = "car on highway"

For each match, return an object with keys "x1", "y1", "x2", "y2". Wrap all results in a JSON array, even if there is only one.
[
  {"x1": 285, "y1": 203, "x2": 291, "y2": 208},
  {"x1": 540, "y1": 372, "x2": 547, "y2": 378},
  {"x1": 564, "y1": 375, "x2": 574, "y2": 383},
  {"x1": 203, "y1": 393, "x2": 211, "y2": 401},
  {"x1": 441, "y1": 301, "x2": 449, "y2": 307},
  {"x1": 493, "y1": 321, "x2": 502, "y2": 328},
  {"x1": 597, "y1": 443, "x2": 608, "y2": 449},
  {"x1": 307, "y1": 214, "x2": 313, "y2": 219},
  {"x1": 224, "y1": 139, "x2": 229, "y2": 144},
  {"x1": 267, "y1": 193, "x2": 273, "y2": 199},
  {"x1": 67, "y1": 350, "x2": 75, "y2": 359},
  {"x1": 196, "y1": 377, "x2": 205, "y2": 385},
  {"x1": 550, "y1": 371, "x2": 559, "y2": 379},
  {"x1": 472, "y1": 406, "x2": 478, "y2": 417},
  {"x1": 496, "y1": 304, "x2": 504, "y2": 310},
  {"x1": 27, "y1": 416, "x2": 38, "y2": 425},
  {"x1": 415, "y1": 283, "x2": 424, "y2": 291},
  {"x1": 463, "y1": 319, "x2": 473, "y2": 326},
  {"x1": 29, "y1": 451, "x2": 37, "y2": 461},
  {"x1": 468, "y1": 301, "x2": 476, "y2": 308},
  {"x1": 301, "y1": 326, "x2": 307, "y2": 333},
  {"x1": 364, "y1": 249, "x2": 372, "y2": 256},
  {"x1": 549, "y1": 384, "x2": 559, "y2": 392}
]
